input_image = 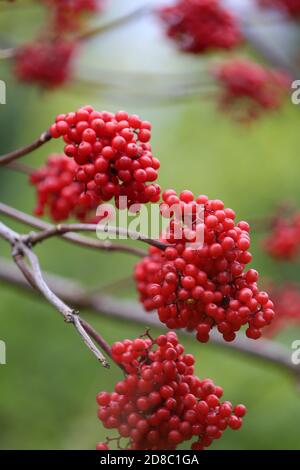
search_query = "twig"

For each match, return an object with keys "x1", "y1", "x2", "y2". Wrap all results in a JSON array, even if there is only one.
[
  {"x1": 0, "y1": 257, "x2": 299, "y2": 381},
  {"x1": 77, "y1": 2, "x2": 152, "y2": 41},
  {"x1": 26, "y1": 223, "x2": 169, "y2": 251},
  {"x1": 0, "y1": 202, "x2": 147, "y2": 257},
  {"x1": 0, "y1": 223, "x2": 111, "y2": 368},
  {"x1": 5, "y1": 160, "x2": 34, "y2": 175},
  {"x1": 0, "y1": 130, "x2": 52, "y2": 166}
]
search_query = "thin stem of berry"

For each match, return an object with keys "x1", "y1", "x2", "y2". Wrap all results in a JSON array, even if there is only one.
[{"x1": 0, "y1": 130, "x2": 52, "y2": 166}]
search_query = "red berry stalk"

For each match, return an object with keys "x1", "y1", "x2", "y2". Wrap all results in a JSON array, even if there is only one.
[
  {"x1": 135, "y1": 190, "x2": 275, "y2": 342},
  {"x1": 50, "y1": 107, "x2": 161, "y2": 210},
  {"x1": 158, "y1": 0, "x2": 242, "y2": 54},
  {"x1": 96, "y1": 332, "x2": 246, "y2": 450}
]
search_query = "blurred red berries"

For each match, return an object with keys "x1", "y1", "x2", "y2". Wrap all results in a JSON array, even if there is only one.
[
  {"x1": 213, "y1": 59, "x2": 290, "y2": 121},
  {"x1": 263, "y1": 212, "x2": 300, "y2": 260},
  {"x1": 15, "y1": 40, "x2": 75, "y2": 89},
  {"x1": 50, "y1": 107, "x2": 161, "y2": 210},
  {"x1": 44, "y1": 0, "x2": 102, "y2": 32},
  {"x1": 258, "y1": 0, "x2": 300, "y2": 18},
  {"x1": 96, "y1": 332, "x2": 246, "y2": 450},
  {"x1": 135, "y1": 190, "x2": 274, "y2": 342},
  {"x1": 158, "y1": 0, "x2": 242, "y2": 54}
]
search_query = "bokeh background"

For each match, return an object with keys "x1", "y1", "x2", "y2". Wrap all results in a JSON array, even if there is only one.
[{"x1": 0, "y1": 0, "x2": 300, "y2": 450}]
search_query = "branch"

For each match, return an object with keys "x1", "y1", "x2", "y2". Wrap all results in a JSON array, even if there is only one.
[
  {"x1": 26, "y1": 223, "x2": 169, "y2": 251},
  {"x1": 0, "y1": 223, "x2": 111, "y2": 368},
  {"x1": 0, "y1": 130, "x2": 52, "y2": 165},
  {"x1": 0, "y1": 202, "x2": 147, "y2": 257},
  {"x1": 77, "y1": 2, "x2": 152, "y2": 41},
  {"x1": 0, "y1": 257, "x2": 299, "y2": 382}
]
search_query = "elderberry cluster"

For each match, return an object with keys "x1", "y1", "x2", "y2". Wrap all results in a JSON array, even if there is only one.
[
  {"x1": 44, "y1": 0, "x2": 101, "y2": 32},
  {"x1": 213, "y1": 59, "x2": 289, "y2": 121},
  {"x1": 158, "y1": 0, "x2": 242, "y2": 54},
  {"x1": 96, "y1": 332, "x2": 246, "y2": 450},
  {"x1": 30, "y1": 154, "x2": 100, "y2": 222},
  {"x1": 49, "y1": 107, "x2": 161, "y2": 210},
  {"x1": 263, "y1": 212, "x2": 300, "y2": 260},
  {"x1": 15, "y1": 40, "x2": 75, "y2": 89},
  {"x1": 258, "y1": 0, "x2": 300, "y2": 18},
  {"x1": 135, "y1": 190, "x2": 275, "y2": 342},
  {"x1": 265, "y1": 283, "x2": 300, "y2": 336}
]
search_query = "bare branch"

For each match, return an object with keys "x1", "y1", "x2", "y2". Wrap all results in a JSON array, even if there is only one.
[
  {"x1": 27, "y1": 223, "x2": 168, "y2": 251},
  {"x1": 0, "y1": 202, "x2": 147, "y2": 257},
  {"x1": 78, "y1": 2, "x2": 152, "y2": 41},
  {"x1": 1, "y1": 257, "x2": 299, "y2": 381},
  {"x1": 0, "y1": 130, "x2": 52, "y2": 166},
  {"x1": 0, "y1": 223, "x2": 111, "y2": 368}
]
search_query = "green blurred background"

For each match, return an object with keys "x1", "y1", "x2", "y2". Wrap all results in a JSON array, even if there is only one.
[{"x1": 0, "y1": 0, "x2": 300, "y2": 450}]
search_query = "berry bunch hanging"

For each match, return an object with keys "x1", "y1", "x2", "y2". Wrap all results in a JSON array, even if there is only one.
[
  {"x1": 96, "y1": 332, "x2": 246, "y2": 450},
  {"x1": 135, "y1": 190, "x2": 275, "y2": 342},
  {"x1": 263, "y1": 212, "x2": 300, "y2": 260},
  {"x1": 30, "y1": 154, "x2": 101, "y2": 222},
  {"x1": 44, "y1": 0, "x2": 102, "y2": 32},
  {"x1": 15, "y1": 40, "x2": 75, "y2": 89},
  {"x1": 258, "y1": 0, "x2": 300, "y2": 18},
  {"x1": 213, "y1": 59, "x2": 290, "y2": 121},
  {"x1": 264, "y1": 283, "x2": 300, "y2": 336},
  {"x1": 158, "y1": 0, "x2": 242, "y2": 54},
  {"x1": 49, "y1": 107, "x2": 161, "y2": 210}
]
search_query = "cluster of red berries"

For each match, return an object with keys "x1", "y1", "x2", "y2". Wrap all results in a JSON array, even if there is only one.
[
  {"x1": 158, "y1": 0, "x2": 242, "y2": 54},
  {"x1": 263, "y1": 283, "x2": 300, "y2": 337},
  {"x1": 263, "y1": 212, "x2": 300, "y2": 260},
  {"x1": 49, "y1": 107, "x2": 161, "y2": 210},
  {"x1": 258, "y1": 0, "x2": 300, "y2": 18},
  {"x1": 213, "y1": 59, "x2": 289, "y2": 121},
  {"x1": 96, "y1": 332, "x2": 246, "y2": 450},
  {"x1": 14, "y1": 40, "x2": 75, "y2": 89},
  {"x1": 135, "y1": 190, "x2": 275, "y2": 342},
  {"x1": 44, "y1": 0, "x2": 101, "y2": 32},
  {"x1": 30, "y1": 154, "x2": 100, "y2": 222}
]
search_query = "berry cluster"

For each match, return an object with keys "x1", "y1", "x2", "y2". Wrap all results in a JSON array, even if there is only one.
[
  {"x1": 15, "y1": 40, "x2": 75, "y2": 89},
  {"x1": 49, "y1": 107, "x2": 161, "y2": 210},
  {"x1": 96, "y1": 332, "x2": 246, "y2": 450},
  {"x1": 263, "y1": 212, "x2": 300, "y2": 260},
  {"x1": 264, "y1": 283, "x2": 300, "y2": 336},
  {"x1": 30, "y1": 154, "x2": 101, "y2": 222},
  {"x1": 44, "y1": 0, "x2": 101, "y2": 32},
  {"x1": 258, "y1": 0, "x2": 300, "y2": 18},
  {"x1": 158, "y1": 0, "x2": 242, "y2": 54},
  {"x1": 135, "y1": 190, "x2": 274, "y2": 342},
  {"x1": 213, "y1": 59, "x2": 289, "y2": 121}
]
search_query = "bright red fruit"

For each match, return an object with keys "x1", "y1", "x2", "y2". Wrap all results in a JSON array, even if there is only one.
[
  {"x1": 50, "y1": 107, "x2": 161, "y2": 209},
  {"x1": 96, "y1": 332, "x2": 246, "y2": 450},
  {"x1": 135, "y1": 190, "x2": 274, "y2": 342}
]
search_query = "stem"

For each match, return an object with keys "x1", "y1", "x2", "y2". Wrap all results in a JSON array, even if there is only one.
[
  {"x1": 0, "y1": 202, "x2": 147, "y2": 257},
  {"x1": 0, "y1": 223, "x2": 111, "y2": 368},
  {"x1": 27, "y1": 223, "x2": 169, "y2": 251},
  {"x1": 77, "y1": 2, "x2": 152, "y2": 41},
  {"x1": 0, "y1": 130, "x2": 52, "y2": 166}
]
